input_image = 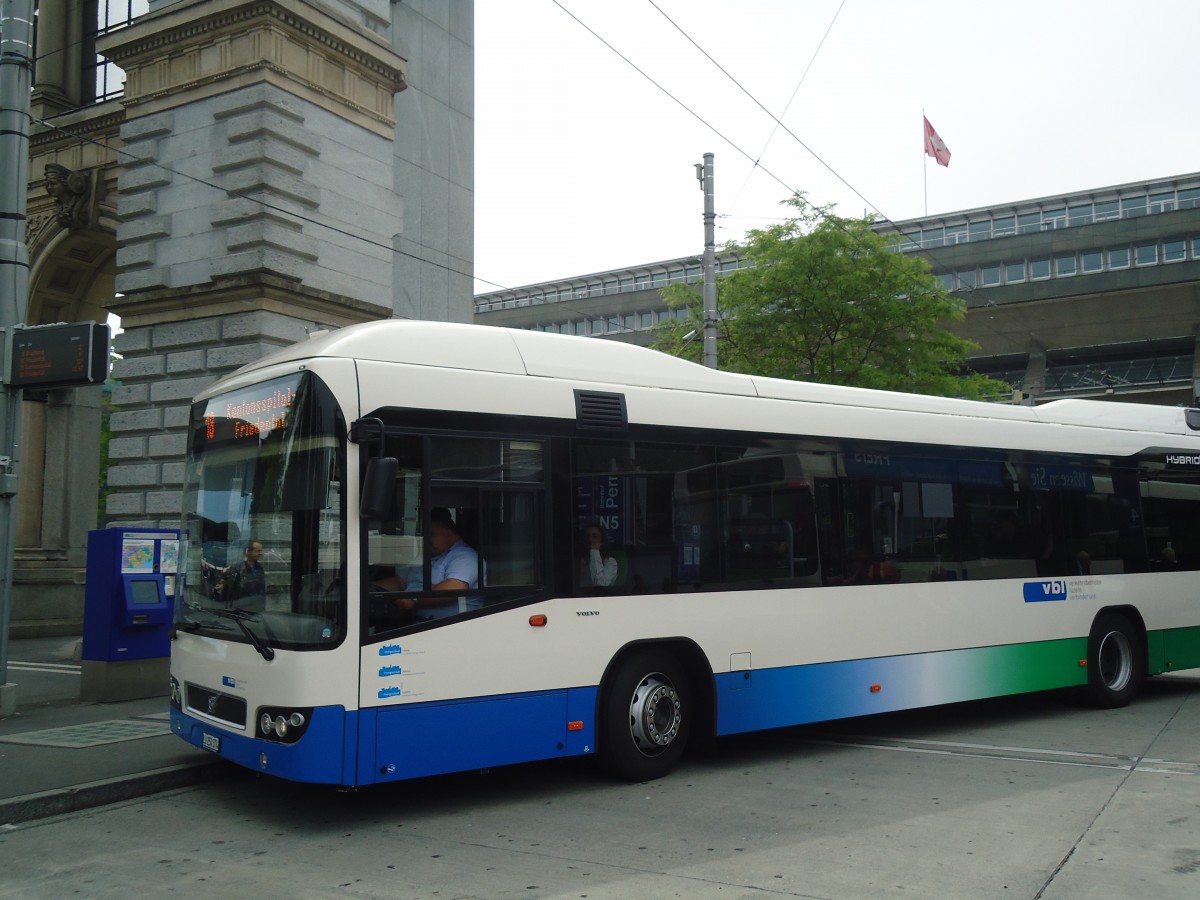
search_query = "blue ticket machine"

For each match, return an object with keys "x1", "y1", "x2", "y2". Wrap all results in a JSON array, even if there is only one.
[{"x1": 81, "y1": 527, "x2": 181, "y2": 701}]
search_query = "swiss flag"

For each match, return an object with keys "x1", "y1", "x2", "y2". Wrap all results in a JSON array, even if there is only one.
[{"x1": 923, "y1": 116, "x2": 951, "y2": 167}]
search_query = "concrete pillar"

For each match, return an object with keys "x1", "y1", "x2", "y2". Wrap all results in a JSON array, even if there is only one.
[
  {"x1": 1024, "y1": 348, "x2": 1047, "y2": 400},
  {"x1": 1193, "y1": 332, "x2": 1200, "y2": 406}
]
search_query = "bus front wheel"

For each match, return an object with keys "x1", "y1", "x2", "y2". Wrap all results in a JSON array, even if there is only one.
[
  {"x1": 1086, "y1": 613, "x2": 1143, "y2": 708},
  {"x1": 600, "y1": 649, "x2": 690, "y2": 781}
]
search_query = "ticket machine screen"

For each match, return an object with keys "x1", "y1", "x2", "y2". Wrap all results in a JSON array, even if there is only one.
[{"x1": 129, "y1": 578, "x2": 163, "y2": 605}]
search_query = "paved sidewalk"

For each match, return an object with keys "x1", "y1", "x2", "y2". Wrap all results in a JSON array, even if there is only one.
[{"x1": 0, "y1": 637, "x2": 226, "y2": 825}]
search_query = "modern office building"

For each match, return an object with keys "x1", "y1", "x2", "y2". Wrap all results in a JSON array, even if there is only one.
[{"x1": 476, "y1": 172, "x2": 1200, "y2": 407}]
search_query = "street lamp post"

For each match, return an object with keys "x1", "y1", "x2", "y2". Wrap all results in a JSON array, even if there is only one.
[{"x1": 0, "y1": 0, "x2": 35, "y2": 715}]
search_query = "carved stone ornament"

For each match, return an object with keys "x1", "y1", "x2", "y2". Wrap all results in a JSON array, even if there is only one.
[
  {"x1": 45, "y1": 163, "x2": 94, "y2": 230},
  {"x1": 25, "y1": 212, "x2": 53, "y2": 244}
]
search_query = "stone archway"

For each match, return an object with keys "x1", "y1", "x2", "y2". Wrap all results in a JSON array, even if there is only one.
[{"x1": 13, "y1": 206, "x2": 117, "y2": 635}]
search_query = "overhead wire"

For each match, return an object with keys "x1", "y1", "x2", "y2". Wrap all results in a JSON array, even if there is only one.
[
  {"x1": 556, "y1": 0, "x2": 1008, "y2": 358},
  {"x1": 548, "y1": 0, "x2": 797, "y2": 199},
  {"x1": 713, "y1": 0, "x2": 847, "y2": 215},
  {"x1": 641, "y1": 0, "x2": 922, "y2": 251},
  {"x1": 554, "y1": 0, "x2": 954, "y2": 293}
]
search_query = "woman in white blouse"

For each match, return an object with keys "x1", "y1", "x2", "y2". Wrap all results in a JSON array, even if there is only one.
[{"x1": 582, "y1": 524, "x2": 619, "y2": 588}]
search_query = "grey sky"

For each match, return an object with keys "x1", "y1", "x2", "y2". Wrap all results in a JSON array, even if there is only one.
[{"x1": 473, "y1": 0, "x2": 1200, "y2": 293}]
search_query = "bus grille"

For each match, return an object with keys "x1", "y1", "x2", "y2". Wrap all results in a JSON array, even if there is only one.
[{"x1": 186, "y1": 683, "x2": 248, "y2": 728}]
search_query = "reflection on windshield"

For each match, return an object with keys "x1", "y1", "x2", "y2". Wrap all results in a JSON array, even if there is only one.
[{"x1": 179, "y1": 371, "x2": 346, "y2": 649}]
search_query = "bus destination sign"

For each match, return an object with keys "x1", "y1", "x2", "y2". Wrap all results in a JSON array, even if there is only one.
[{"x1": 7, "y1": 322, "x2": 109, "y2": 390}]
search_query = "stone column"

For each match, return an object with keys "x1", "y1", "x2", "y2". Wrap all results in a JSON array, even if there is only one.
[
  {"x1": 30, "y1": 0, "x2": 85, "y2": 117},
  {"x1": 97, "y1": 0, "x2": 409, "y2": 527}
]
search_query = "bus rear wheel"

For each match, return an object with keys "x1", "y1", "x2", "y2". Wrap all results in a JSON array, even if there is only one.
[
  {"x1": 600, "y1": 649, "x2": 690, "y2": 781},
  {"x1": 1086, "y1": 613, "x2": 1143, "y2": 708}
]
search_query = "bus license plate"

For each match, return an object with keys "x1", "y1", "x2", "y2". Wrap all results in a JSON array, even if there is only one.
[{"x1": 202, "y1": 733, "x2": 220, "y2": 753}]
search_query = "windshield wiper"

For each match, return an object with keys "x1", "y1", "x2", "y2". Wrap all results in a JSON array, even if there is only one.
[
  {"x1": 175, "y1": 601, "x2": 234, "y2": 633},
  {"x1": 209, "y1": 608, "x2": 275, "y2": 661}
]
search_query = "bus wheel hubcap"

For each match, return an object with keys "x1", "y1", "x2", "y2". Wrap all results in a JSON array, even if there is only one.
[
  {"x1": 629, "y1": 674, "x2": 681, "y2": 755},
  {"x1": 1098, "y1": 630, "x2": 1132, "y2": 691}
]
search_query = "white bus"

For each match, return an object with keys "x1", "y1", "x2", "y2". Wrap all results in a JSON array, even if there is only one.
[{"x1": 170, "y1": 321, "x2": 1200, "y2": 786}]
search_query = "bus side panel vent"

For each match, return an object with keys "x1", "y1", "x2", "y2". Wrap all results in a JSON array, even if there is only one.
[{"x1": 575, "y1": 390, "x2": 628, "y2": 431}]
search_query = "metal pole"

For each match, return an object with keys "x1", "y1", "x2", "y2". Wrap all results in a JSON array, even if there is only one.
[
  {"x1": 0, "y1": 0, "x2": 35, "y2": 713},
  {"x1": 700, "y1": 152, "x2": 717, "y2": 370}
]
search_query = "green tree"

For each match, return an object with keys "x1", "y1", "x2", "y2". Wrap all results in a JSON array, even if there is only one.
[{"x1": 654, "y1": 196, "x2": 1009, "y2": 399}]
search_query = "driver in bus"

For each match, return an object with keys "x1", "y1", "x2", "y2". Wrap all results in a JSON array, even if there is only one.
[{"x1": 371, "y1": 508, "x2": 480, "y2": 619}]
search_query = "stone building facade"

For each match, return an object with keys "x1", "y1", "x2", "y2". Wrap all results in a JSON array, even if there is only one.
[{"x1": 15, "y1": 0, "x2": 474, "y2": 634}]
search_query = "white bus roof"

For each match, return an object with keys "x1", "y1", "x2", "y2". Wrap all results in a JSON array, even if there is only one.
[{"x1": 230, "y1": 320, "x2": 1199, "y2": 437}]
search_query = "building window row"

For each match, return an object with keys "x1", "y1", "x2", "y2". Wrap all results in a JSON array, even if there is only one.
[
  {"x1": 524, "y1": 308, "x2": 689, "y2": 337},
  {"x1": 475, "y1": 257, "x2": 747, "y2": 313},
  {"x1": 895, "y1": 185, "x2": 1200, "y2": 251},
  {"x1": 944, "y1": 234, "x2": 1200, "y2": 291}
]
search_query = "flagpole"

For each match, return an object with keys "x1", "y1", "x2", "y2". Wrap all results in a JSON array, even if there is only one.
[{"x1": 922, "y1": 109, "x2": 928, "y2": 216}]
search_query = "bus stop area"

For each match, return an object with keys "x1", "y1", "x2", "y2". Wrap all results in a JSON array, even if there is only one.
[
  {"x1": 0, "y1": 652, "x2": 1198, "y2": 898},
  {"x1": 1, "y1": 633, "x2": 1199, "y2": 898},
  {"x1": 0, "y1": 635, "x2": 222, "y2": 825}
]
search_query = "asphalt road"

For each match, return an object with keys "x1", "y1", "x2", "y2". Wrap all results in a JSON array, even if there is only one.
[{"x1": 2, "y1": 672, "x2": 1198, "y2": 900}]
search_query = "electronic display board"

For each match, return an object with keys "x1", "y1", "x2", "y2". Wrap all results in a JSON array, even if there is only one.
[{"x1": 7, "y1": 322, "x2": 110, "y2": 389}]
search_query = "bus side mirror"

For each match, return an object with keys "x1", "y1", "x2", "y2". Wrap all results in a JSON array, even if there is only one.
[{"x1": 361, "y1": 457, "x2": 398, "y2": 519}]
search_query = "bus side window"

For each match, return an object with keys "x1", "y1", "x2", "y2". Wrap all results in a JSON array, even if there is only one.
[
  {"x1": 365, "y1": 437, "x2": 423, "y2": 589},
  {"x1": 1139, "y1": 458, "x2": 1200, "y2": 571},
  {"x1": 478, "y1": 489, "x2": 543, "y2": 594}
]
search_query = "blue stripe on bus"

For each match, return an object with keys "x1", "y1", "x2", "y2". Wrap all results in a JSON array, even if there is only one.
[
  {"x1": 365, "y1": 686, "x2": 599, "y2": 783},
  {"x1": 176, "y1": 686, "x2": 602, "y2": 786},
  {"x1": 171, "y1": 706, "x2": 354, "y2": 785}
]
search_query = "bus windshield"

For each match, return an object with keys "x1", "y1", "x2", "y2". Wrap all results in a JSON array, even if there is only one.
[{"x1": 178, "y1": 371, "x2": 346, "y2": 650}]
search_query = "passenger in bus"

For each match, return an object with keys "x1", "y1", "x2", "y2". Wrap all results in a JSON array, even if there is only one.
[
  {"x1": 219, "y1": 538, "x2": 267, "y2": 611},
  {"x1": 1156, "y1": 544, "x2": 1178, "y2": 568},
  {"x1": 580, "y1": 523, "x2": 621, "y2": 589},
  {"x1": 371, "y1": 508, "x2": 480, "y2": 619},
  {"x1": 1074, "y1": 550, "x2": 1092, "y2": 576}
]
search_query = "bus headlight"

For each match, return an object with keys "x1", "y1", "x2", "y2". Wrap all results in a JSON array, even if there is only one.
[{"x1": 256, "y1": 706, "x2": 313, "y2": 744}]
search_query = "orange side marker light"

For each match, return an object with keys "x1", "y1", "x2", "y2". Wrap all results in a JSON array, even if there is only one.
[
  {"x1": 869, "y1": 684, "x2": 882, "y2": 693},
  {"x1": 567, "y1": 721, "x2": 584, "y2": 731},
  {"x1": 529, "y1": 614, "x2": 548, "y2": 627}
]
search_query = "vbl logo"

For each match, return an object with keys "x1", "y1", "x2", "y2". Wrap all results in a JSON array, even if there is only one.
[{"x1": 1023, "y1": 580, "x2": 1068, "y2": 603}]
